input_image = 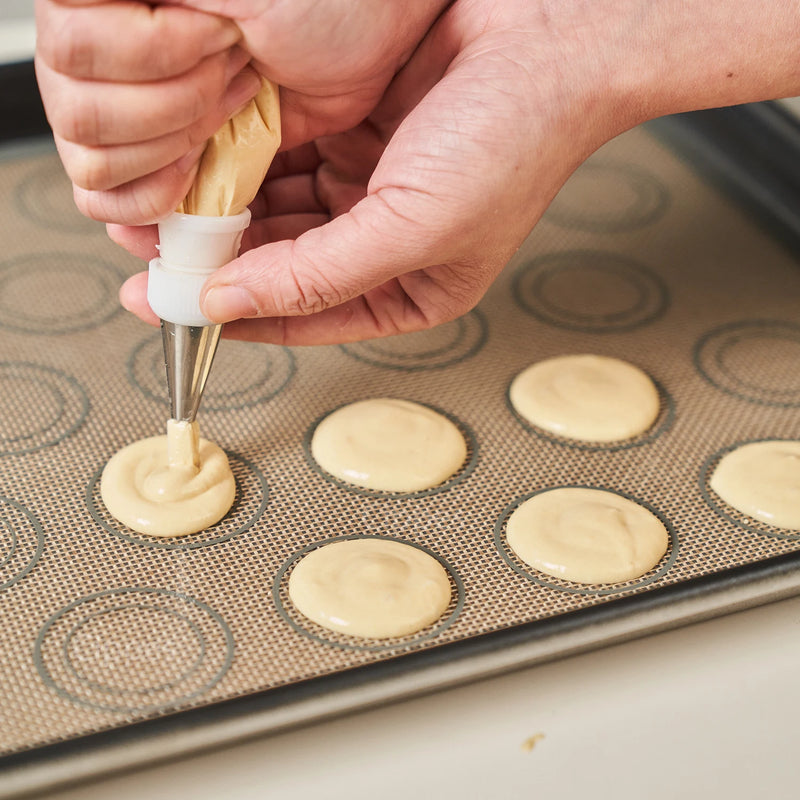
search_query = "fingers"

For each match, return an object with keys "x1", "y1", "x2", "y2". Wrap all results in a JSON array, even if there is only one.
[
  {"x1": 71, "y1": 159, "x2": 198, "y2": 224},
  {"x1": 118, "y1": 272, "x2": 160, "y2": 326},
  {"x1": 266, "y1": 144, "x2": 322, "y2": 180},
  {"x1": 44, "y1": 62, "x2": 262, "y2": 223},
  {"x1": 314, "y1": 124, "x2": 383, "y2": 216},
  {"x1": 35, "y1": 0, "x2": 261, "y2": 224},
  {"x1": 51, "y1": 66, "x2": 261, "y2": 192},
  {"x1": 250, "y1": 173, "x2": 327, "y2": 219},
  {"x1": 195, "y1": 48, "x2": 557, "y2": 342},
  {"x1": 36, "y1": 48, "x2": 256, "y2": 147},
  {"x1": 198, "y1": 191, "x2": 452, "y2": 326},
  {"x1": 243, "y1": 213, "x2": 330, "y2": 250},
  {"x1": 36, "y1": 1, "x2": 241, "y2": 82},
  {"x1": 218, "y1": 271, "x2": 474, "y2": 347},
  {"x1": 106, "y1": 224, "x2": 158, "y2": 260}
]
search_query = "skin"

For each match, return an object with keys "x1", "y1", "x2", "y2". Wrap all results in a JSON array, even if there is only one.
[{"x1": 35, "y1": 0, "x2": 800, "y2": 346}]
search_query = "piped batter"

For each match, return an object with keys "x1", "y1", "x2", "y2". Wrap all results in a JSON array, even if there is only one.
[
  {"x1": 506, "y1": 487, "x2": 669, "y2": 584},
  {"x1": 509, "y1": 354, "x2": 660, "y2": 442},
  {"x1": 100, "y1": 420, "x2": 236, "y2": 537},
  {"x1": 103, "y1": 83, "x2": 277, "y2": 535},
  {"x1": 310, "y1": 398, "x2": 467, "y2": 492},
  {"x1": 710, "y1": 440, "x2": 800, "y2": 530},
  {"x1": 288, "y1": 539, "x2": 452, "y2": 638}
]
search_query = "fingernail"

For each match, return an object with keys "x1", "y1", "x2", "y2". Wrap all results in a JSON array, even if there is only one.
[
  {"x1": 212, "y1": 22, "x2": 242, "y2": 57},
  {"x1": 203, "y1": 285, "x2": 259, "y2": 322},
  {"x1": 224, "y1": 45, "x2": 251, "y2": 83},
  {"x1": 223, "y1": 67, "x2": 262, "y2": 115}
]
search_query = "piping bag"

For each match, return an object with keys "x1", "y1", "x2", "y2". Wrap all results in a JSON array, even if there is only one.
[{"x1": 147, "y1": 77, "x2": 281, "y2": 423}]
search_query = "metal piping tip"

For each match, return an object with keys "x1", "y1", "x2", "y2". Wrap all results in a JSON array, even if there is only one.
[{"x1": 160, "y1": 320, "x2": 223, "y2": 422}]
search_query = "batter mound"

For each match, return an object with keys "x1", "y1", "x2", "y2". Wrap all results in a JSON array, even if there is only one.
[
  {"x1": 100, "y1": 420, "x2": 236, "y2": 537},
  {"x1": 288, "y1": 538, "x2": 452, "y2": 639},
  {"x1": 509, "y1": 354, "x2": 660, "y2": 442},
  {"x1": 710, "y1": 440, "x2": 800, "y2": 530},
  {"x1": 310, "y1": 398, "x2": 467, "y2": 492},
  {"x1": 506, "y1": 487, "x2": 669, "y2": 584}
]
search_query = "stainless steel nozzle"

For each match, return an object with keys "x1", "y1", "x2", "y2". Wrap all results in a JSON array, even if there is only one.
[{"x1": 160, "y1": 321, "x2": 223, "y2": 422}]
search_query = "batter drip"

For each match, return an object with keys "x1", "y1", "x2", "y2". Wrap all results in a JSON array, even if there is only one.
[
  {"x1": 710, "y1": 440, "x2": 800, "y2": 530},
  {"x1": 288, "y1": 539, "x2": 452, "y2": 639},
  {"x1": 509, "y1": 354, "x2": 660, "y2": 442},
  {"x1": 100, "y1": 420, "x2": 235, "y2": 537},
  {"x1": 310, "y1": 398, "x2": 467, "y2": 492},
  {"x1": 506, "y1": 487, "x2": 669, "y2": 584}
]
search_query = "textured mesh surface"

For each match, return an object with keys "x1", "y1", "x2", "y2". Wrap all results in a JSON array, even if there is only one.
[{"x1": 1, "y1": 128, "x2": 799, "y2": 756}]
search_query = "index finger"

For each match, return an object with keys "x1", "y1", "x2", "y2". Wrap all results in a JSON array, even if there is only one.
[{"x1": 36, "y1": 0, "x2": 241, "y2": 82}]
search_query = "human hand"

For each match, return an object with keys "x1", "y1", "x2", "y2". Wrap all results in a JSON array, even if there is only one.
[
  {"x1": 114, "y1": 0, "x2": 626, "y2": 345},
  {"x1": 38, "y1": 1, "x2": 800, "y2": 346},
  {"x1": 35, "y1": 0, "x2": 450, "y2": 222}
]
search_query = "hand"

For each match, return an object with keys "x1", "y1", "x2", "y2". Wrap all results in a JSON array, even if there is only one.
[
  {"x1": 35, "y1": 0, "x2": 450, "y2": 222},
  {"x1": 116, "y1": 0, "x2": 615, "y2": 345},
  {"x1": 37, "y1": 1, "x2": 800, "y2": 346}
]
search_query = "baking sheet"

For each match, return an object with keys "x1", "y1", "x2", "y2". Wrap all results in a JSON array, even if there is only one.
[{"x1": 1, "y1": 122, "x2": 799, "y2": 793}]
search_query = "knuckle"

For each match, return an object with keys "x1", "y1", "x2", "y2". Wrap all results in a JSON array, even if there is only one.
[
  {"x1": 66, "y1": 148, "x2": 113, "y2": 192},
  {"x1": 129, "y1": 181, "x2": 181, "y2": 226},
  {"x1": 177, "y1": 82, "x2": 212, "y2": 132},
  {"x1": 53, "y1": 94, "x2": 101, "y2": 146},
  {"x1": 71, "y1": 185, "x2": 108, "y2": 223},
  {"x1": 281, "y1": 258, "x2": 346, "y2": 317},
  {"x1": 47, "y1": 14, "x2": 94, "y2": 77}
]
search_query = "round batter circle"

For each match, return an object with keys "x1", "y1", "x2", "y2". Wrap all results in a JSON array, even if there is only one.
[
  {"x1": 100, "y1": 432, "x2": 236, "y2": 537},
  {"x1": 309, "y1": 398, "x2": 468, "y2": 493},
  {"x1": 709, "y1": 440, "x2": 800, "y2": 531},
  {"x1": 506, "y1": 487, "x2": 670, "y2": 585},
  {"x1": 287, "y1": 538, "x2": 452, "y2": 639},
  {"x1": 509, "y1": 354, "x2": 660, "y2": 442},
  {"x1": 87, "y1": 449, "x2": 268, "y2": 550}
]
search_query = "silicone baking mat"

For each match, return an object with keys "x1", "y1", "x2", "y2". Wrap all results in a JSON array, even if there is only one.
[{"x1": 0, "y1": 124, "x2": 798, "y2": 777}]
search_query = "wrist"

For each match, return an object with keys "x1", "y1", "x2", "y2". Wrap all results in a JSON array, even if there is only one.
[{"x1": 573, "y1": 0, "x2": 800, "y2": 129}]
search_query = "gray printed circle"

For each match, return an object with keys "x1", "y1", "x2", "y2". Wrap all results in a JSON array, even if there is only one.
[
  {"x1": 694, "y1": 320, "x2": 800, "y2": 407},
  {"x1": 340, "y1": 310, "x2": 488, "y2": 371},
  {"x1": 513, "y1": 251, "x2": 669, "y2": 333},
  {"x1": 0, "y1": 253, "x2": 124, "y2": 334},
  {"x1": 0, "y1": 363, "x2": 89, "y2": 455},
  {"x1": 15, "y1": 156, "x2": 102, "y2": 234},
  {"x1": 0, "y1": 495, "x2": 44, "y2": 590},
  {"x1": 34, "y1": 587, "x2": 234, "y2": 713},
  {"x1": 128, "y1": 334, "x2": 295, "y2": 411},
  {"x1": 546, "y1": 161, "x2": 670, "y2": 233}
]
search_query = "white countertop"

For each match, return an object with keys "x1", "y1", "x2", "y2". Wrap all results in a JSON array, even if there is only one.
[{"x1": 42, "y1": 593, "x2": 800, "y2": 800}]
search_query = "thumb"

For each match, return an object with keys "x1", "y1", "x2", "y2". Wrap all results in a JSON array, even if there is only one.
[{"x1": 199, "y1": 191, "x2": 456, "y2": 324}]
